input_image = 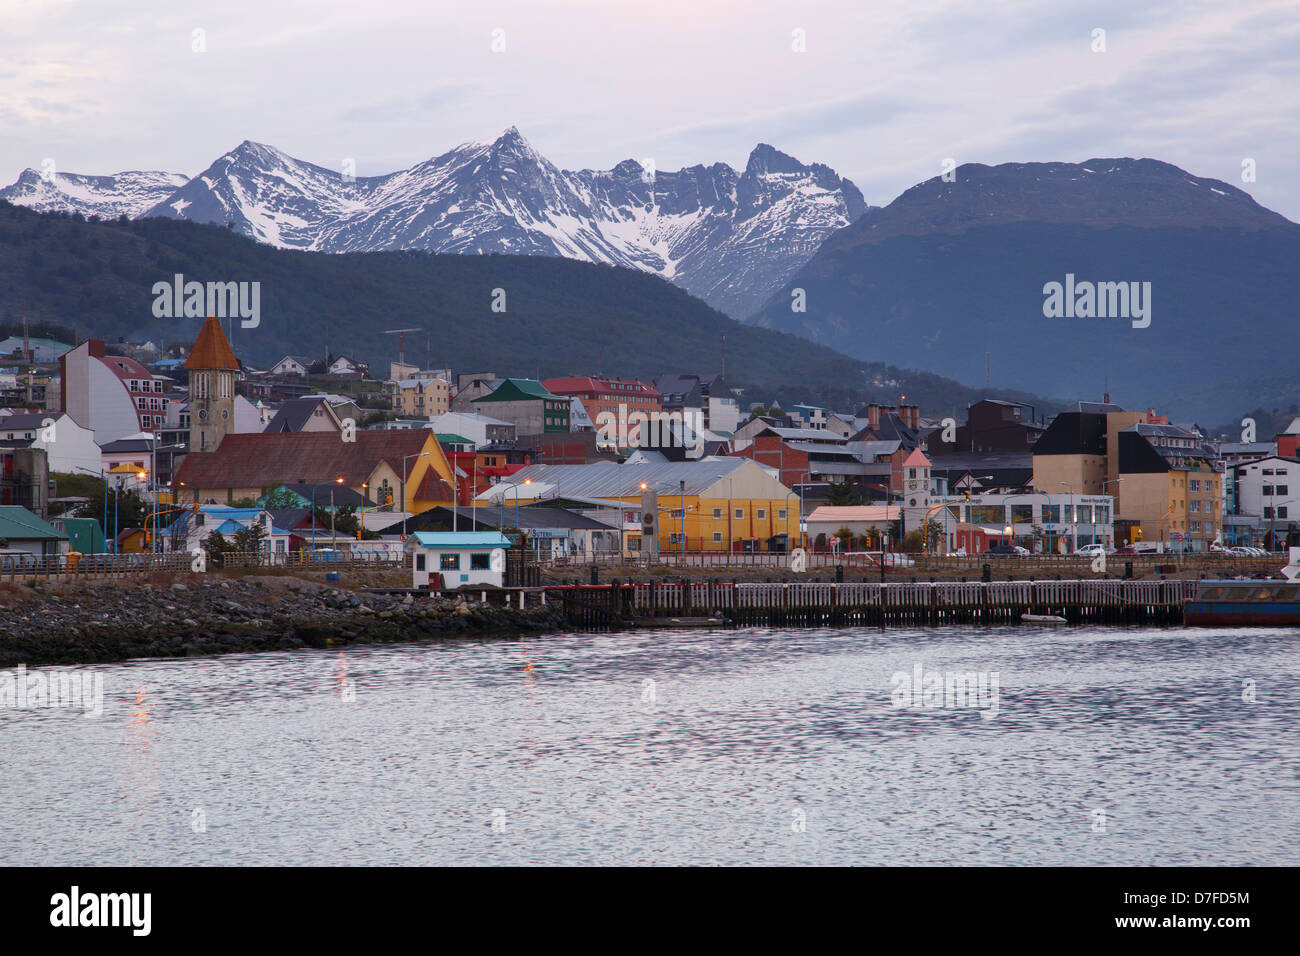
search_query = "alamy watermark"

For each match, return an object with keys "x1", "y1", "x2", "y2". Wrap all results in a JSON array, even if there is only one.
[
  {"x1": 1, "y1": 664, "x2": 103, "y2": 717},
  {"x1": 890, "y1": 664, "x2": 999, "y2": 719},
  {"x1": 1042, "y1": 273, "x2": 1150, "y2": 328},
  {"x1": 151, "y1": 273, "x2": 260, "y2": 328}
]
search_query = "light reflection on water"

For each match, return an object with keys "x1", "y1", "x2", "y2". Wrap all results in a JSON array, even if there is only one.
[{"x1": 1, "y1": 625, "x2": 1296, "y2": 865}]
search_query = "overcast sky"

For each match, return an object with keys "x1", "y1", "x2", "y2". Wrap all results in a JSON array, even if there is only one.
[{"x1": 3, "y1": 0, "x2": 1298, "y2": 219}]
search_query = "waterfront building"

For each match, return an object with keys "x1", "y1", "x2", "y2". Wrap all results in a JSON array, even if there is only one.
[{"x1": 407, "y1": 531, "x2": 512, "y2": 588}]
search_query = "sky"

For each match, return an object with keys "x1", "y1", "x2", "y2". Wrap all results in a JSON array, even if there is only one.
[{"x1": 2, "y1": 0, "x2": 1298, "y2": 220}]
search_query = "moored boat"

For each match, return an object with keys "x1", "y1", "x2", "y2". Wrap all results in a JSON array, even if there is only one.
[{"x1": 1184, "y1": 580, "x2": 1300, "y2": 626}]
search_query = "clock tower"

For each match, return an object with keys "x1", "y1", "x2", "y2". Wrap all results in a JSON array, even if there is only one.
[{"x1": 185, "y1": 315, "x2": 239, "y2": 454}]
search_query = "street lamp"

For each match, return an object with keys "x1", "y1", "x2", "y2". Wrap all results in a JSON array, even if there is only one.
[
  {"x1": 331, "y1": 476, "x2": 343, "y2": 544},
  {"x1": 401, "y1": 451, "x2": 429, "y2": 536},
  {"x1": 1059, "y1": 482, "x2": 1076, "y2": 553},
  {"x1": 495, "y1": 478, "x2": 532, "y2": 531},
  {"x1": 75, "y1": 465, "x2": 109, "y2": 554},
  {"x1": 307, "y1": 477, "x2": 344, "y2": 550},
  {"x1": 138, "y1": 470, "x2": 150, "y2": 555},
  {"x1": 1101, "y1": 477, "x2": 1124, "y2": 548}
]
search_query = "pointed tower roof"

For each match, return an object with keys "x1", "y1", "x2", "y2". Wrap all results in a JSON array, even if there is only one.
[
  {"x1": 185, "y1": 316, "x2": 239, "y2": 371},
  {"x1": 903, "y1": 448, "x2": 931, "y2": 468}
]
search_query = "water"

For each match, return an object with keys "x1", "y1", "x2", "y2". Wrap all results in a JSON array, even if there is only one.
[{"x1": 2, "y1": 625, "x2": 1296, "y2": 865}]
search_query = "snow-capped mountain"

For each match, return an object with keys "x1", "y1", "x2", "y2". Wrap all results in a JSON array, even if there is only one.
[
  {"x1": 0, "y1": 168, "x2": 189, "y2": 220},
  {"x1": 0, "y1": 129, "x2": 868, "y2": 318}
]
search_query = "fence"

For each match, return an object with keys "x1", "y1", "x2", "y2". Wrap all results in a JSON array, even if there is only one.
[
  {"x1": 542, "y1": 549, "x2": 1281, "y2": 575},
  {"x1": 218, "y1": 551, "x2": 408, "y2": 570},
  {"x1": 0, "y1": 549, "x2": 408, "y2": 581},
  {"x1": 0, "y1": 552, "x2": 193, "y2": 582}
]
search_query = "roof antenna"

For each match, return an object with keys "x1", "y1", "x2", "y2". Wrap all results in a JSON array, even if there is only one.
[{"x1": 985, "y1": 351, "x2": 990, "y2": 397}]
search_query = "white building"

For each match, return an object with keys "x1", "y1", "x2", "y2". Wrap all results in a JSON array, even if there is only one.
[
  {"x1": 269, "y1": 355, "x2": 311, "y2": 377},
  {"x1": 0, "y1": 412, "x2": 100, "y2": 475},
  {"x1": 407, "y1": 531, "x2": 511, "y2": 588},
  {"x1": 1233, "y1": 455, "x2": 1299, "y2": 544},
  {"x1": 931, "y1": 491, "x2": 1116, "y2": 553},
  {"x1": 428, "y1": 411, "x2": 516, "y2": 448},
  {"x1": 166, "y1": 505, "x2": 293, "y2": 556}
]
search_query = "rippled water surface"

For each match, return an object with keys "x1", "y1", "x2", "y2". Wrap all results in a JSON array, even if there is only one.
[{"x1": 2, "y1": 625, "x2": 1296, "y2": 865}]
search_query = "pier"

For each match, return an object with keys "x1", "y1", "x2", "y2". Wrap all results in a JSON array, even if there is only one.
[{"x1": 539, "y1": 579, "x2": 1199, "y2": 630}]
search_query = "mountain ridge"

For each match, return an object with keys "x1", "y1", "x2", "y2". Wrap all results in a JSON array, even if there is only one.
[
  {"x1": 0, "y1": 129, "x2": 869, "y2": 319},
  {"x1": 749, "y1": 157, "x2": 1300, "y2": 421}
]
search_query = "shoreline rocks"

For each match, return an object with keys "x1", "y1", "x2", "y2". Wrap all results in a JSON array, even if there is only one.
[{"x1": 0, "y1": 575, "x2": 568, "y2": 667}]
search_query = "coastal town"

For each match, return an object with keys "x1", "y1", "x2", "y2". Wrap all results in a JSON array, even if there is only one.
[{"x1": 0, "y1": 314, "x2": 1294, "y2": 581}]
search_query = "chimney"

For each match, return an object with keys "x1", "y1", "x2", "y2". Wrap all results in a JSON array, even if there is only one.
[
  {"x1": 867, "y1": 404, "x2": 881, "y2": 429},
  {"x1": 88, "y1": 339, "x2": 105, "y2": 358}
]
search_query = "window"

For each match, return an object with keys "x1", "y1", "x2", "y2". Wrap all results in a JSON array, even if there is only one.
[
  {"x1": 777, "y1": 509, "x2": 787, "y2": 520},
  {"x1": 137, "y1": 397, "x2": 148, "y2": 409},
  {"x1": 756, "y1": 508, "x2": 767, "y2": 519},
  {"x1": 470, "y1": 553, "x2": 491, "y2": 570},
  {"x1": 415, "y1": 554, "x2": 426, "y2": 571},
  {"x1": 712, "y1": 508, "x2": 722, "y2": 518},
  {"x1": 1263, "y1": 486, "x2": 1274, "y2": 496},
  {"x1": 1279, "y1": 507, "x2": 1289, "y2": 519},
  {"x1": 440, "y1": 553, "x2": 460, "y2": 571},
  {"x1": 712, "y1": 532, "x2": 722, "y2": 543},
  {"x1": 1189, "y1": 479, "x2": 1200, "y2": 491},
  {"x1": 1190, "y1": 500, "x2": 1200, "y2": 512},
  {"x1": 1041, "y1": 504, "x2": 1060, "y2": 524},
  {"x1": 1278, "y1": 485, "x2": 1289, "y2": 496},
  {"x1": 670, "y1": 509, "x2": 684, "y2": 519},
  {"x1": 1264, "y1": 507, "x2": 1273, "y2": 519},
  {"x1": 668, "y1": 532, "x2": 684, "y2": 544},
  {"x1": 734, "y1": 508, "x2": 744, "y2": 519}
]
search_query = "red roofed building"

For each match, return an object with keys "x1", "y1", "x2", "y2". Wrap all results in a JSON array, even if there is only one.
[
  {"x1": 174, "y1": 429, "x2": 455, "y2": 515},
  {"x1": 542, "y1": 376, "x2": 661, "y2": 436},
  {"x1": 61, "y1": 340, "x2": 170, "y2": 443}
]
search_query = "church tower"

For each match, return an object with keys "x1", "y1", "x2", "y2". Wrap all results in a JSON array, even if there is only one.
[
  {"x1": 901, "y1": 448, "x2": 933, "y2": 537},
  {"x1": 185, "y1": 315, "x2": 239, "y2": 453}
]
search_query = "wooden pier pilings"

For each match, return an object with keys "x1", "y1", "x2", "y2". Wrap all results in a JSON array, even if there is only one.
[{"x1": 540, "y1": 579, "x2": 1197, "y2": 631}]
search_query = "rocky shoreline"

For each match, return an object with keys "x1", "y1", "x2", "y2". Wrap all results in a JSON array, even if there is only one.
[{"x1": 0, "y1": 575, "x2": 569, "y2": 667}]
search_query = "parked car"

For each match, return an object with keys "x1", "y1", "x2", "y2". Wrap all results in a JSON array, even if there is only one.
[
  {"x1": 1074, "y1": 544, "x2": 1107, "y2": 556},
  {"x1": 1112, "y1": 546, "x2": 1138, "y2": 555},
  {"x1": 985, "y1": 544, "x2": 1030, "y2": 556},
  {"x1": 847, "y1": 551, "x2": 916, "y2": 567}
]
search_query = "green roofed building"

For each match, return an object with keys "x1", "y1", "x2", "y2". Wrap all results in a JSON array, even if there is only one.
[
  {"x1": 0, "y1": 505, "x2": 69, "y2": 557},
  {"x1": 53, "y1": 516, "x2": 107, "y2": 554},
  {"x1": 435, "y1": 433, "x2": 476, "y2": 454},
  {"x1": 471, "y1": 378, "x2": 571, "y2": 434}
]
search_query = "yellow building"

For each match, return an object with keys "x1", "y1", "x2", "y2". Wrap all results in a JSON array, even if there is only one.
[
  {"x1": 1115, "y1": 430, "x2": 1220, "y2": 548},
  {"x1": 473, "y1": 459, "x2": 801, "y2": 553},
  {"x1": 393, "y1": 377, "x2": 451, "y2": 419}
]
